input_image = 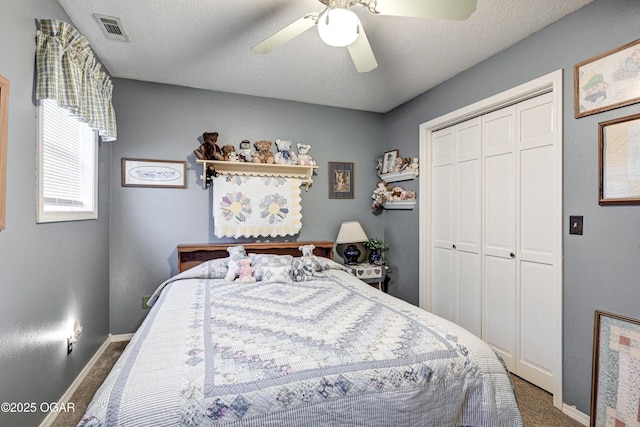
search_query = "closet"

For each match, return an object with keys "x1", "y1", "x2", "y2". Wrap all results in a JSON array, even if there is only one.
[{"x1": 429, "y1": 91, "x2": 558, "y2": 394}]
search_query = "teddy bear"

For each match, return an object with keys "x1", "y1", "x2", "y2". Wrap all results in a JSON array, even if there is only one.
[
  {"x1": 238, "y1": 140, "x2": 253, "y2": 162},
  {"x1": 222, "y1": 144, "x2": 236, "y2": 161},
  {"x1": 194, "y1": 131, "x2": 225, "y2": 161},
  {"x1": 235, "y1": 258, "x2": 256, "y2": 283},
  {"x1": 274, "y1": 139, "x2": 298, "y2": 165},
  {"x1": 252, "y1": 140, "x2": 275, "y2": 164},
  {"x1": 294, "y1": 244, "x2": 324, "y2": 280},
  {"x1": 390, "y1": 186, "x2": 404, "y2": 200},
  {"x1": 409, "y1": 157, "x2": 419, "y2": 176},
  {"x1": 371, "y1": 181, "x2": 388, "y2": 210},
  {"x1": 297, "y1": 143, "x2": 316, "y2": 166}
]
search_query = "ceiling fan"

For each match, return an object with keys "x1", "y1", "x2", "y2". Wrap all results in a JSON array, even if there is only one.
[{"x1": 251, "y1": 0, "x2": 477, "y2": 73}]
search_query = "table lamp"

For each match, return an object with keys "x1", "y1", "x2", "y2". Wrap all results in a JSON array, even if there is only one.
[{"x1": 336, "y1": 221, "x2": 368, "y2": 265}]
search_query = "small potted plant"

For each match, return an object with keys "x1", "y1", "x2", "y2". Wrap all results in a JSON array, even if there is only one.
[{"x1": 363, "y1": 237, "x2": 387, "y2": 265}]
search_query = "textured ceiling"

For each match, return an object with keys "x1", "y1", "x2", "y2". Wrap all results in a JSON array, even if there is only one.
[{"x1": 57, "y1": 0, "x2": 594, "y2": 113}]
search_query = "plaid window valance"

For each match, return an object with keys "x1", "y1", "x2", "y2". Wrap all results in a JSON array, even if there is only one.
[{"x1": 35, "y1": 19, "x2": 117, "y2": 141}]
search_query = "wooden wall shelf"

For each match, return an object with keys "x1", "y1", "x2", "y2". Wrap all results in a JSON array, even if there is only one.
[{"x1": 197, "y1": 160, "x2": 318, "y2": 190}]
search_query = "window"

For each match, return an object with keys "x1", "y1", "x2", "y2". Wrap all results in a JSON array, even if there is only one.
[{"x1": 37, "y1": 99, "x2": 98, "y2": 223}]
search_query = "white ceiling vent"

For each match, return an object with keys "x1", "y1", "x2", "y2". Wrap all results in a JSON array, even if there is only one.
[{"x1": 94, "y1": 14, "x2": 130, "y2": 42}]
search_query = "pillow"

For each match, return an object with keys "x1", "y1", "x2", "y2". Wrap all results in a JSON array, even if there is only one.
[
  {"x1": 248, "y1": 254, "x2": 293, "y2": 281},
  {"x1": 313, "y1": 256, "x2": 351, "y2": 272},
  {"x1": 262, "y1": 265, "x2": 293, "y2": 283},
  {"x1": 203, "y1": 257, "x2": 231, "y2": 279},
  {"x1": 292, "y1": 256, "x2": 325, "y2": 281}
]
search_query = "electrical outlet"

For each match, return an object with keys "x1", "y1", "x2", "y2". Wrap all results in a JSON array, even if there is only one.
[
  {"x1": 569, "y1": 216, "x2": 583, "y2": 235},
  {"x1": 142, "y1": 296, "x2": 151, "y2": 309}
]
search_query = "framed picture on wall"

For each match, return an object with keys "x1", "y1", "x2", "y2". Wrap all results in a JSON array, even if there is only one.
[
  {"x1": 121, "y1": 158, "x2": 187, "y2": 188},
  {"x1": 598, "y1": 113, "x2": 640, "y2": 205},
  {"x1": 575, "y1": 39, "x2": 640, "y2": 118},
  {"x1": 0, "y1": 74, "x2": 9, "y2": 230},
  {"x1": 591, "y1": 310, "x2": 640, "y2": 427},
  {"x1": 328, "y1": 162, "x2": 354, "y2": 199}
]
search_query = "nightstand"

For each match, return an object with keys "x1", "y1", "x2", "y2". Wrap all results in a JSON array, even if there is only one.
[{"x1": 348, "y1": 263, "x2": 386, "y2": 291}]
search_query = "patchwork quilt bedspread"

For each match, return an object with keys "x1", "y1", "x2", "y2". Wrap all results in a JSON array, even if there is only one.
[{"x1": 78, "y1": 268, "x2": 523, "y2": 426}]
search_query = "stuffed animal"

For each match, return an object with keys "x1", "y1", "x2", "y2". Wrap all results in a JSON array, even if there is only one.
[
  {"x1": 399, "y1": 157, "x2": 411, "y2": 171},
  {"x1": 297, "y1": 143, "x2": 316, "y2": 166},
  {"x1": 238, "y1": 140, "x2": 253, "y2": 162},
  {"x1": 227, "y1": 151, "x2": 240, "y2": 162},
  {"x1": 299, "y1": 244, "x2": 315, "y2": 257},
  {"x1": 252, "y1": 140, "x2": 275, "y2": 164},
  {"x1": 295, "y1": 244, "x2": 323, "y2": 279},
  {"x1": 194, "y1": 131, "x2": 225, "y2": 161},
  {"x1": 371, "y1": 181, "x2": 388, "y2": 210},
  {"x1": 222, "y1": 144, "x2": 236, "y2": 161},
  {"x1": 235, "y1": 258, "x2": 256, "y2": 283},
  {"x1": 274, "y1": 139, "x2": 298, "y2": 165},
  {"x1": 409, "y1": 157, "x2": 419, "y2": 176}
]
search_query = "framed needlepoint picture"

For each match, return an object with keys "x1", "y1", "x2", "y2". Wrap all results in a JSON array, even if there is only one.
[{"x1": 328, "y1": 162, "x2": 354, "y2": 199}]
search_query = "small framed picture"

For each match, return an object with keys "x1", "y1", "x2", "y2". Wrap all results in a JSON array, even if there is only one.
[
  {"x1": 122, "y1": 158, "x2": 187, "y2": 188},
  {"x1": 381, "y1": 149, "x2": 399, "y2": 174},
  {"x1": 598, "y1": 113, "x2": 640, "y2": 204},
  {"x1": 328, "y1": 162, "x2": 354, "y2": 199}
]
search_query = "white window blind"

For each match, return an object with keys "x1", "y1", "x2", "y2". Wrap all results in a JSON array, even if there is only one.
[{"x1": 37, "y1": 99, "x2": 98, "y2": 222}]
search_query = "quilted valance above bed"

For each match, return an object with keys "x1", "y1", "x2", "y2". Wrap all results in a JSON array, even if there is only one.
[{"x1": 213, "y1": 175, "x2": 302, "y2": 238}]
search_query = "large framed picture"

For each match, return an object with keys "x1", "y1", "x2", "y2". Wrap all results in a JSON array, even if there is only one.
[
  {"x1": 575, "y1": 39, "x2": 640, "y2": 118},
  {"x1": 591, "y1": 310, "x2": 640, "y2": 427},
  {"x1": 598, "y1": 113, "x2": 640, "y2": 205},
  {"x1": 328, "y1": 162, "x2": 354, "y2": 199},
  {"x1": 122, "y1": 158, "x2": 187, "y2": 188},
  {"x1": 0, "y1": 74, "x2": 9, "y2": 230}
]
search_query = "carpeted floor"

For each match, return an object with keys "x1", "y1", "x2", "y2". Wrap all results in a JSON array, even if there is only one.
[{"x1": 53, "y1": 341, "x2": 586, "y2": 426}]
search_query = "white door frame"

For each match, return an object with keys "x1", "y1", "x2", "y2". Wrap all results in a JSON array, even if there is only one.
[{"x1": 418, "y1": 69, "x2": 563, "y2": 409}]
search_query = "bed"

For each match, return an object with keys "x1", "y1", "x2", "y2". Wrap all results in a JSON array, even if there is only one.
[{"x1": 78, "y1": 241, "x2": 523, "y2": 426}]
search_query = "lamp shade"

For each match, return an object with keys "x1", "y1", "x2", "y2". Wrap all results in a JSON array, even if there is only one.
[
  {"x1": 336, "y1": 221, "x2": 368, "y2": 244},
  {"x1": 317, "y1": 8, "x2": 360, "y2": 47}
]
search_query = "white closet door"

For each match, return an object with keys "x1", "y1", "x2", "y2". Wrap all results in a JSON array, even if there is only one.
[
  {"x1": 516, "y1": 92, "x2": 556, "y2": 392},
  {"x1": 431, "y1": 120, "x2": 481, "y2": 335},
  {"x1": 431, "y1": 127, "x2": 456, "y2": 322},
  {"x1": 482, "y1": 106, "x2": 517, "y2": 371},
  {"x1": 455, "y1": 118, "x2": 482, "y2": 337}
]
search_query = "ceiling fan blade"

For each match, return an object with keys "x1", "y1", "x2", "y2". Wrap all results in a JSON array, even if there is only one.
[
  {"x1": 371, "y1": 0, "x2": 477, "y2": 20},
  {"x1": 251, "y1": 14, "x2": 318, "y2": 54},
  {"x1": 347, "y1": 26, "x2": 378, "y2": 73}
]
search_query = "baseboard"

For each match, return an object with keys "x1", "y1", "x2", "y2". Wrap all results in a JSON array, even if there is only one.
[
  {"x1": 39, "y1": 334, "x2": 116, "y2": 427},
  {"x1": 563, "y1": 403, "x2": 590, "y2": 426},
  {"x1": 110, "y1": 332, "x2": 134, "y2": 342}
]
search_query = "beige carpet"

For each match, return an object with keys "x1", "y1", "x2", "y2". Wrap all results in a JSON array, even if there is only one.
[{"x1": 53, "y1": 341, "x2": 585, "y2": 426}]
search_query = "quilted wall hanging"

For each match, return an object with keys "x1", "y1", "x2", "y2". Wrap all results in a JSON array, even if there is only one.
[{"x1": 213, "y1": 175, "x2": 302, "y2": 238}]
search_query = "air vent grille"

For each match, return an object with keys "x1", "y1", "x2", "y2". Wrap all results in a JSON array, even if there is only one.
[{"x1": 94, "y1": 14, "x2": 129, "y2": 42}]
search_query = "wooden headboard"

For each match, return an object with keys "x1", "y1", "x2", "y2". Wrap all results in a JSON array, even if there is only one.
[{"x1": 177, "y1": 241, "x2": 334, "y2": 272}]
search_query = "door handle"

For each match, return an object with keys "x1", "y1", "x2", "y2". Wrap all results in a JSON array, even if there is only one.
[
  {"x1": 510, "y1": 252, "x2": 515, "y2": 258},
  {"x1": 452, "y1": 244, "x2": 456, "y2": 249}
]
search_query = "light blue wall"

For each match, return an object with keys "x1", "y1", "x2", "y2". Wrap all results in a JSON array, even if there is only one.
[
  {"x1": 0, "y1": 1, "x2": 111, "y2": 426},
  {"x1": 3, "y1": 0, "x2": 638, "y2": 423},
  {"x1": 383, "y1": 0, "x2": 640, "y2": 414},
  {"x1": 109, "y1": 79, "x2": 385, "y2": 333}
]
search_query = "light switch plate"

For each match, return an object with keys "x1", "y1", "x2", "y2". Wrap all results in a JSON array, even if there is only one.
[{"x1": 569, "y1": 216, "x2": 583, "y2": 235}]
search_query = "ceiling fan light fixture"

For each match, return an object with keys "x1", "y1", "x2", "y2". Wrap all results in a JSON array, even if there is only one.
[{"x1": 317, "y1": 8, "x2": 360, "y2": 47}]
